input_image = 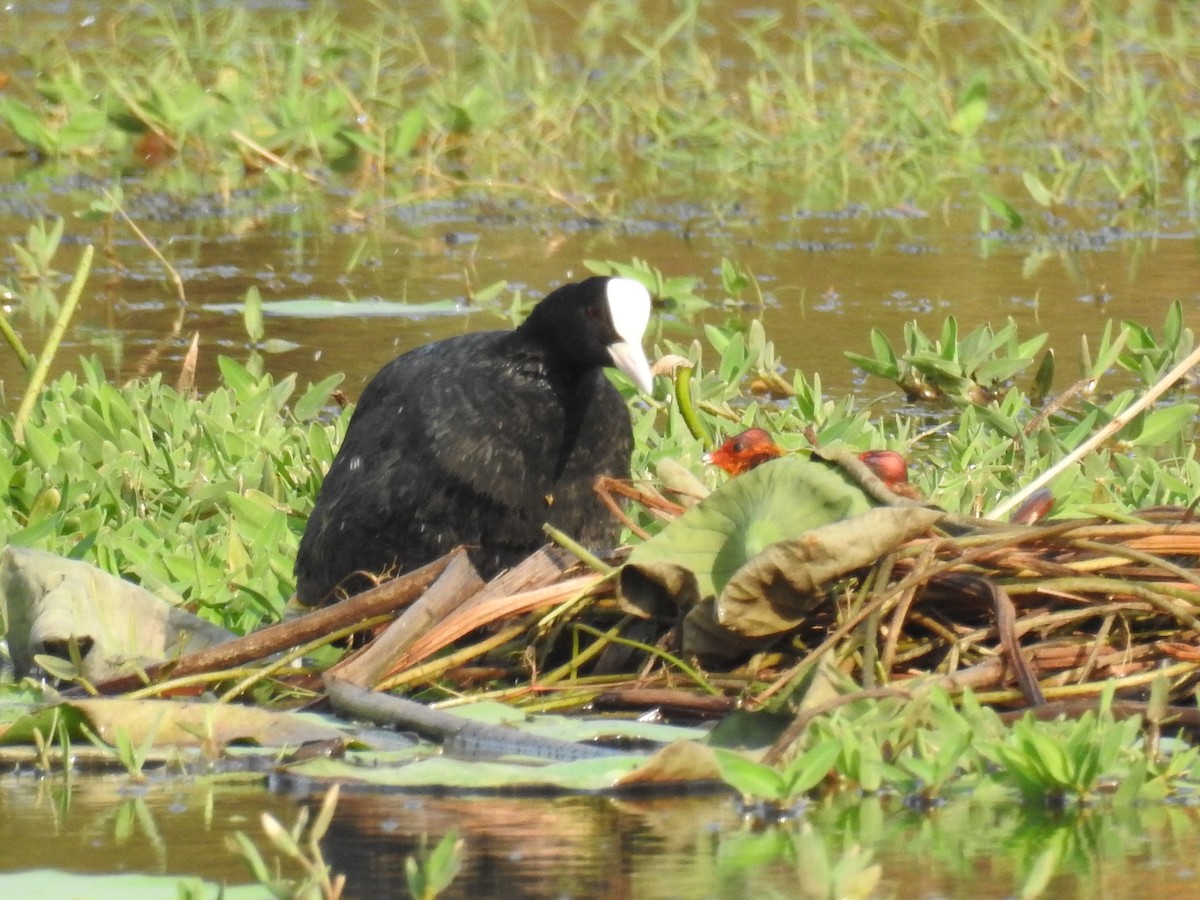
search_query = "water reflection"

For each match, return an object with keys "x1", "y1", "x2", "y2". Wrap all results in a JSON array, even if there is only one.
[
  {"x1": 3, "y1": 772, "x2": 1200, "y2": 896},
  {"x1": 0, "y1": 776, "x2": 299, "y2": 880},
  {"x1": 311, "y1": 787, "x2": 1200, "y2": 899}
]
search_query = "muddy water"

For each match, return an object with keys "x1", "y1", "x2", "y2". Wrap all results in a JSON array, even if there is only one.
[{"x1": 3, "y1": 196, "x2": 1196, "y2": 410}]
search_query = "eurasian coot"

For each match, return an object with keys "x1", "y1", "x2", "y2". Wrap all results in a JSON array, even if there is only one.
[{"x1": 294, "y1": 275, "x2": 654, "y2": 605}]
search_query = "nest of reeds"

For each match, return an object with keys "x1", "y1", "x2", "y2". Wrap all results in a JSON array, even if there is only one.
[
  {"x1": 80, "y1": 437, "x2": 1200, "y2": 757},
  {"x1": 96, "y1": 497, "x2": 1199, "y2": 730},
  {"x1": 322, "y1": 504, "x2": 1200, "y2": 715}
]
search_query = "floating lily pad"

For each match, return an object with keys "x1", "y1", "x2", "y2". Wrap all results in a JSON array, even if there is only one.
[
  {"x1": 619, "y1": 456, "x2": 943, "y2": 661},
  {"x1": 204, "y1": 297, "x2": 463, "y2": 319},
  {"x1": 448, "y1": 700, "x2": 706, "y2": 745},
  {"x1": 717, "y1": 505, "x2": 944, "y2": 636},
  {"x1": 620, "y1": 456, "x2": 876, "y2": 618},
  {"x1": 283, "y1": 740, "x2": 722, "y2": 792}
]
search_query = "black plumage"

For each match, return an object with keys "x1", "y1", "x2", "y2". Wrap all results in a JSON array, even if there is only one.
[{"x1": 294, "y1": 275, "x2": 654, "y2": 605}]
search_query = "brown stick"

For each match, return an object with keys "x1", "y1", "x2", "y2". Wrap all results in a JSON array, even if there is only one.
[
  {"x1": 378, "y1": 547, "x2": 585, "y2": 681},
  {"x1": 328, "y1": 552, "x2": 485, "y2": 688},
  {"x1": 80, "y1": 554, "x2": 453, "y2": 696}
]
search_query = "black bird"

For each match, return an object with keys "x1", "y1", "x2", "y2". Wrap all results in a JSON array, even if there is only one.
[{"x1": 294, "y1": 275, "x2": 654, "y2": 605}]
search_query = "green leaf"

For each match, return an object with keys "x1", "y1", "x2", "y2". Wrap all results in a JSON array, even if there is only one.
[
  {"x1": 844, "y1": 350, "x2": 899, "y2": 380},
  {"x1": 422, "y1": 831, "x2": 464, "y2": 897},
  {"x1": 782, "y1": 737, "x2": 843, "y2": 796},
  {"x1": 293, "y1": 372, "x2": 346, "y2": 421},
  {"x1": 217, "y1": 356, "x2": 258, "y2": 399},
  {"x1": 713, "y1": 748, "x2": 788, "y2": 801},
  {"x1": 1030, "y1": 349, "x2": 1055, "y2": 403},
  {"x1": 1020, "y1": 724, "x2": 1072, "y2": 788},
  {"x1": 391, "y1": 106, "x2": 427, "y2": 157},
  {"x1": 980, "y1": 192, "x2": 1024, "y2": 229},
  {"x1": 1019, "y1": 840, "x2": 1062, "y2": 899},
  {"x1": 622, "y1": 456, "x2": 877, "y2": 604},
  {"x1": 1124, "y1": 403, "x2": 1196, "y2": 447},
  {"x1": 1163, "y1": 300, "x2": 1183, "y2": 350},
  {"x1": 21, "y1": 422, "x2": 60, "y2": 471},
  {"x1": 973, "y1": 356, "x2": 1034, "y2": 385},
  {"x1": 938, "y1": 317, "x2": 958, "y2": 360},
  {"x1": 0, "y1": 97, "x2": 55, "y2": 151},
  {"x1": 242, "y1": 285, "x2": 264, "y2": 344},
  {"x1": 950, "y1": 93, "x2": 988, "y2": 136},
  {"x1": 1022, "y1": 170, "x2": 1055, "y2": 207},
  {"x1": 226, "y1": 489, "x2": 285, "y2": 534},
  {"x1": 869, "y1": 327, "x2": 898, "y2": 372}
]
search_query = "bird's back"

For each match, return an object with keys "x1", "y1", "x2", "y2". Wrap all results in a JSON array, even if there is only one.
[{"x1": 294, "y1": 330, "x2": 631, "y2": 604}]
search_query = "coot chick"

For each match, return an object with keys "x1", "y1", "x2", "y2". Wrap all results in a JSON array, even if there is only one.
[
  {"x1": 704, "y1": 428, "x2": 919, "y2": 498},
  {"x1": 294, "y1": 275, "x2": 654, "y2": 606},
  {"x1": 702, "y1": 427, "x2": 784, "y2": 475}
]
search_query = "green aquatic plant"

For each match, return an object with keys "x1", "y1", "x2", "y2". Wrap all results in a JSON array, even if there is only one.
[
  {"x1": 977, "y1": 687, "x2": 1148, "y2": 806},
  {"x1": 1, "y1": 0, "x2": 1196, "y2": 222},
  {"x1": 0, "y1": 356, "x2": 344, "y2": 630},
  {"x1": 713, "y1": 739, "x2": 842, "y2": 819},
  {"x1": 715, "y1": 822, "x2": 881, "y2": 900},
  {"x1": 841, "y1": 309, "x2": 1200, "y2": 518},
  {"x1": 1, "y1": 217, "x2": 68, "y2": 356},
  {"x1": 844, "y1": 316, "x2": 1049, "y2": 405},
  {"x1": 229, "y1": 784, "x2": 345, "y2": 900},
  {"x1": 405, "y1": 831, "x2": 464, "y2": 900}
]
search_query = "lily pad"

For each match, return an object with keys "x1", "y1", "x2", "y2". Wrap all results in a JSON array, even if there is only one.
[
  {"x1": 448, "y1": 700, "x2": 707, "y2": 745},
  {"x1": 203, "y1": 297, "x2": 463, "y2": 319},
  {"x1": 620, "y1": 456, "x2": 876, "y2": 618},
  {"x1": 618, "y1": 456, "x2": 943, "y2": 661},
  {"x1": 718, "y1": 505, "x2": 945, "y2": 637},
  {"x1": 282, "y1": 740, "x2": 723, "y2": 792}
]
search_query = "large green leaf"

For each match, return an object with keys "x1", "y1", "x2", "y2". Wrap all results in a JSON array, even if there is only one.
[
  {"x1": 619, "y1": 456, "x2": 943, "y2": 661},
  {"x1": 621, "y1": 456, "x2": 877, "y2": 616}
]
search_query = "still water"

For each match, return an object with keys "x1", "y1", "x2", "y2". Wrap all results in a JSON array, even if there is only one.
[
  {"x1": 2, "y1": 775, "x2": 1200, "y2": 898},
  {"x1": 2, "y1": 193, "x2": 1197, "y2": 412}
]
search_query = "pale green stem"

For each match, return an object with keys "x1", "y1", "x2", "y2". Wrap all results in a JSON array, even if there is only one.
[{"x1": 14, "y1": 244, "x2": 94, "y2": 444}]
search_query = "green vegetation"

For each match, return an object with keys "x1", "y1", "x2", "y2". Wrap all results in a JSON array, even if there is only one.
[
  {"x1": 230, "y1": 785, "x2": 348, "y2": 899},
  {"x1": 3, "y1": 269, "x2": 1196, "y2": 631},
  {"x1": 5, "y1": 2, "x2": 1200, "y2": 895},
  {"x1": 1, "y1": 0, "x2": 1197, "y2": 222},
  {"x1": 0, "y1": 352, "x2": 340, "y2": 630},
  {"x1": 405, "y1": 831, "x2": 464, "y2": 900},
  {"x1": 714, "y1": 684, "x2": 1200, "y2": 815}
]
